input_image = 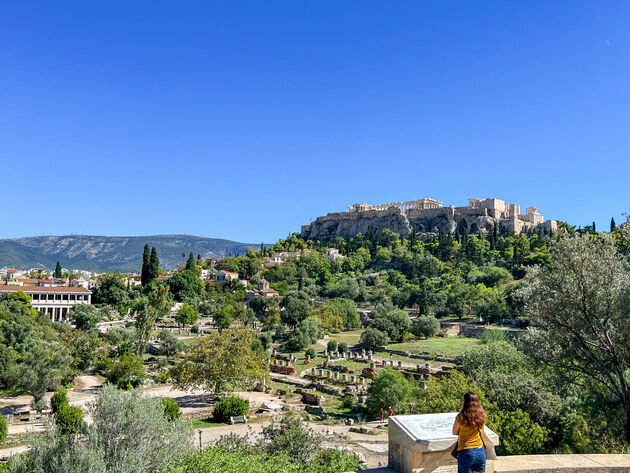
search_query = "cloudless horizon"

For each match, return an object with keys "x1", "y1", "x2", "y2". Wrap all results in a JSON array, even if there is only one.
[{"x1": 1, "y1": 1, "x2": 629, "y2": 243}]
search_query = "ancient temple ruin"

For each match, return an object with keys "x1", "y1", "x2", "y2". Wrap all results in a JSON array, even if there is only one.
[{"x1": 301, "y1": 197, "x2": 557, "y2": 241}]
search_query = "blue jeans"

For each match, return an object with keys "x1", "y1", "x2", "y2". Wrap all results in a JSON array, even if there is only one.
[{"x1": 458, "y1": 446, "x2": 486, "y2": 473}]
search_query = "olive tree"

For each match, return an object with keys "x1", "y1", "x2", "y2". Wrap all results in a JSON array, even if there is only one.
[
  {"x1": 518, "y1": 233, "x2": 630, "y2": 441},
  {"x1": 9, "y1": 383, "x2": 192, "y2": 473},
  {"x1": 170, "y1": 327, "x2": 268, "y2": 395}
]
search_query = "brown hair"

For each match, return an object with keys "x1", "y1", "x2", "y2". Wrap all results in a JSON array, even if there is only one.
[{"x1": 458, "y1": 392, "x2": 487, "y2": 429}]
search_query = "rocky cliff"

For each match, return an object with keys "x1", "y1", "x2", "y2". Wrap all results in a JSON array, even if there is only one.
[{"x1": 300, "y1": 207, "x2": 555, "y2": 241}]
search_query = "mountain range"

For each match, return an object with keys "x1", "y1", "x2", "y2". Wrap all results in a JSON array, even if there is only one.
[{"x1": 0, "y1": 234, "x2": 258, "y2": 272}]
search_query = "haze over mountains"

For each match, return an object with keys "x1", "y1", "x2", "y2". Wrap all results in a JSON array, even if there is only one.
[{"x1": 0, "y1": 235, "x2": 257, "y2": 272}]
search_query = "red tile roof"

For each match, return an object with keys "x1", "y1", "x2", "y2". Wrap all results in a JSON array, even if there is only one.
[
  {"x1": 8, "y1": 269, "x2": 18, "y2": 273},
  {"x1": 0, "y1": 285, "x2": 91, "y2": 294}
]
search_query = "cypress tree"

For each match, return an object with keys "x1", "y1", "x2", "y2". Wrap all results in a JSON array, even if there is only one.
[
  {"x1": 53, "y1": 261, "x2": 63, "y2": 278},
  {"x1": 149, "y1": 247, "x2": 159, "y2": 282},
  {"x1": 186, "y1": 252, "x2": 196, "y2": 271},
  {"x1": 592, "y1": 221, "x2": 597, "y2": 233},
  {"x1": 611, "y1": 218, "x2": 617, "y2": 233},
  {"x1": 141, "y1": 244, "x2": 151, "y2": 286}
]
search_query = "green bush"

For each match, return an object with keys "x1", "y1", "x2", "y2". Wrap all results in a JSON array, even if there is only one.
[
  {"x1": 214, "y1": 396, "x2": 249, "y2": 422},
  {"x1": 56, "y1": 405, "x2": 83, "y2": 435},
  {"x1": 304, "y1": 348, "x2": 316, "y2": 359},
  {"x1": 412, "y1": 315, "x2": 440, "y2": 339},
  {"x1": 326, "y1": 340, "x2": 337, "y2": 352},
  {"x1": 492, "y1": 409, "x2": 550, "y2": 455},
  {"x1": 103, "y1": 355, "x2": 145, "y2": 389},
  {"x1": 50, "y1": 388, "x2": 69, "y2": 414},
  {"x1": 359, "y1": 327, "x2": 388, "y2": 351},
  {"x1": 0, "y1": 415, "x2": 7, "y2": 443},
  {"x1": 481, "y1": 328, "x2": 508, "y2": 344},
  {"x1": 168, "y1": 447, "x2": 360, "y2": 473},
  {"x1": 341, "y1": 396, "x2": 357, "y2": 409},
  {"x1": 162, "y1": 398, "x2": 181, "y2": 421},
  {"x1": 337, "y1": 342, "x2": 348, "y2": 353}
]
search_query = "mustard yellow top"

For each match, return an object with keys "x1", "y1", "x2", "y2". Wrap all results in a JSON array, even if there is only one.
[{"x1": 457, "y1": 420, "x2": 483, "y2": 450}]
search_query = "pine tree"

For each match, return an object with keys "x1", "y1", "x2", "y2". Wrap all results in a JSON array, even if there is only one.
[
  {"x1": 141, "y1": 244, "x2": 151, "y2": 286},
  {"x1": 611, "y1": 218, "x2": 617, "y2": 233},
  {"x1": 149, "y1": 247, "x2": 159, "y2": 282},
  {"x1": 53, "y1": 261, "x2": 62, "y2": 278},
  {"x1": 186, "y1": 252, "x2": 196, "y2": 271},
  {"x1": 410, "y1": 230, "x2": 417, "y2": 253}
]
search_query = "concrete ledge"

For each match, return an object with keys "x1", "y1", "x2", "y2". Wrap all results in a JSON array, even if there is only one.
[
  {"x1": 495, "y1": 454, "x2": 630, "y2": 473},
  {"x1": 348, "y1": 454, "x2": 630, "y2": 473}
]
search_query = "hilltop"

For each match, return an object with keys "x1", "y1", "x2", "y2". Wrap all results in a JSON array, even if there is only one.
[{"x1": 0, "y1": 234, "x2": 257, "y2": 272}]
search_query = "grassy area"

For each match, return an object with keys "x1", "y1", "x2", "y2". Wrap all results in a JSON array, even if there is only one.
[
  {"x1": 192, "y1": 418, "x2": 225, "y2": 428},
  {"x1": 386, "y1": 336, "x2": 481, "y2": 357},
  {"x1": 372, "y1": 351, "x2": 453, "y2": 368},
  {"x1": 328, "y1": 330, "x2": 363, "y2": 347}
]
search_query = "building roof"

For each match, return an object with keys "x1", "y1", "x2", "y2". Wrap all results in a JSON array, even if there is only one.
[
  {"x1": 218, "y1": 270, "x2": 238, "y2": 275},
  {"x1": 7, "y1": 269, "x2": 19, "y2": 273},
  {"x1": 0, "y1": 285, "x2": 91, "y2": 294}
]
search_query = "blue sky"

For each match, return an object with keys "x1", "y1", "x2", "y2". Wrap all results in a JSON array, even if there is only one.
[{"x1": 1, "y1": 1, "x2": 628, "y2": 242}]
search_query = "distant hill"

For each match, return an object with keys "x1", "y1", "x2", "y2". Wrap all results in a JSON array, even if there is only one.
[{"x1": 0, "y1": 235, "x2": 259, "y2": 272}]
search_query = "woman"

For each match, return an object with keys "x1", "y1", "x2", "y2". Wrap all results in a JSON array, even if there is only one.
[{"x1": 452, "y1": 392, "x2": 487, "y2": 473}]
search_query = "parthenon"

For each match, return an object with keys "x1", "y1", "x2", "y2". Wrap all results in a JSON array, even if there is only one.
[{"x1": 348, "y1": 198, "x2": 443, "y2": 212}]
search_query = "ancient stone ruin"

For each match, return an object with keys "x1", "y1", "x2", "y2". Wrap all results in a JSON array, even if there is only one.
[{"x1": 301, "y1": 197, "x2": 558, "y2": 241}]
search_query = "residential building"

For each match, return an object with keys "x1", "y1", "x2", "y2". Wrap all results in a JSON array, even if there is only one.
[
  {"x1": 215, "y1": 270, "x2": 239, "y2": 285},
  {"x1": 325, "y1": 248, "x2": 344, "y2": 261},
  {"x1": 246, "y1": 279, "x2": 279, "y2": 302}
]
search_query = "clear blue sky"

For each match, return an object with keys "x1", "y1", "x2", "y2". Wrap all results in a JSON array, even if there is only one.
[{"x1": 1, "y1": 1, "x2": 628, "y2": 242}]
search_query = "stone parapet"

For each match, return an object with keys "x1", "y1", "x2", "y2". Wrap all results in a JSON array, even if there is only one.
[{"x1": 494, "y1": 454, "x2": 630, "y2": 473}]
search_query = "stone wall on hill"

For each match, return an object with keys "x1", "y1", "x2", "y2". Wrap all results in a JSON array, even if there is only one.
[{"x1": 300, "y1": 206, "x2": 557, "y2": 242}]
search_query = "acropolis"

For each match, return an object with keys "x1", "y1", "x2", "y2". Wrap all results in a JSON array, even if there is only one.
[{"x1": 301, "y1": 197, "x2": 557, "y2": 241}]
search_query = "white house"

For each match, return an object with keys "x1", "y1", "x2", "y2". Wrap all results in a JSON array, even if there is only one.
[
  {"x1": 215, "y1": 270, "x2": 239, "y2": 285},
  {"x1": 325, "y1": 248, "x2": 344, "y2": 261}
]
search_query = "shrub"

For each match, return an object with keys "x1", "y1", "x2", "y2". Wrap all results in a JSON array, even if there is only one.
[
  {"x1": 359, "y1": 328, "x2": 388, "y2": 351},
  {"x1": 341, "y1": 396, "x2": 357, "y2": 409},
  {"x1": 167, "y1": 446, "x2": 360, "y2": 473},
  {"x1": 492, "y1": 409, "x2": 550, "y2": 455},
  {"x1": 9, "y1": 384, "x2": 192, "y2": 473},
  {"x1": 286, "y1": 319, "x2": 321, "y2": 351},
  {"x1": 0, "y1": 415, "x2": 7, "y2": 443},
  {"x1": 481, "y1": 328, "x2": 508, "y2": 344},
  {"x1": 162, "y1": 398, "x2": 181, "y2": 421},
  {"x1": 50, "y1": 388, "x2": 69, "y2": 414},
  {"x1": 103, "y1": 355, "x2": 145, "y2": 389},
  {"x1": 158, "y1": 329, "x2": 186, "y2": 356},
  {"x1": 214, "y1": 396, "x2": 249, "y2": 422},
  {"x1": 366, "y1": 368, "x2": 416, "y2": 418},
  {"x1": 337, "y1": 342, "x2": 348, "y2": 353},
  {"x1": 259, "y1": 415, "x2": 321, "y2": 463},
  {"x1": 304, "y1": 348, "x2": 316, "y2": 359},
  {"x1": 56, "y1": 405, "x2": 83, "y2": 435},
  {"x1": 326, "y1": 340, "x2": 337, "y2": 353},
  {"x1": 412, "y1": 315, "x2": 440, "y2": 339}
]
